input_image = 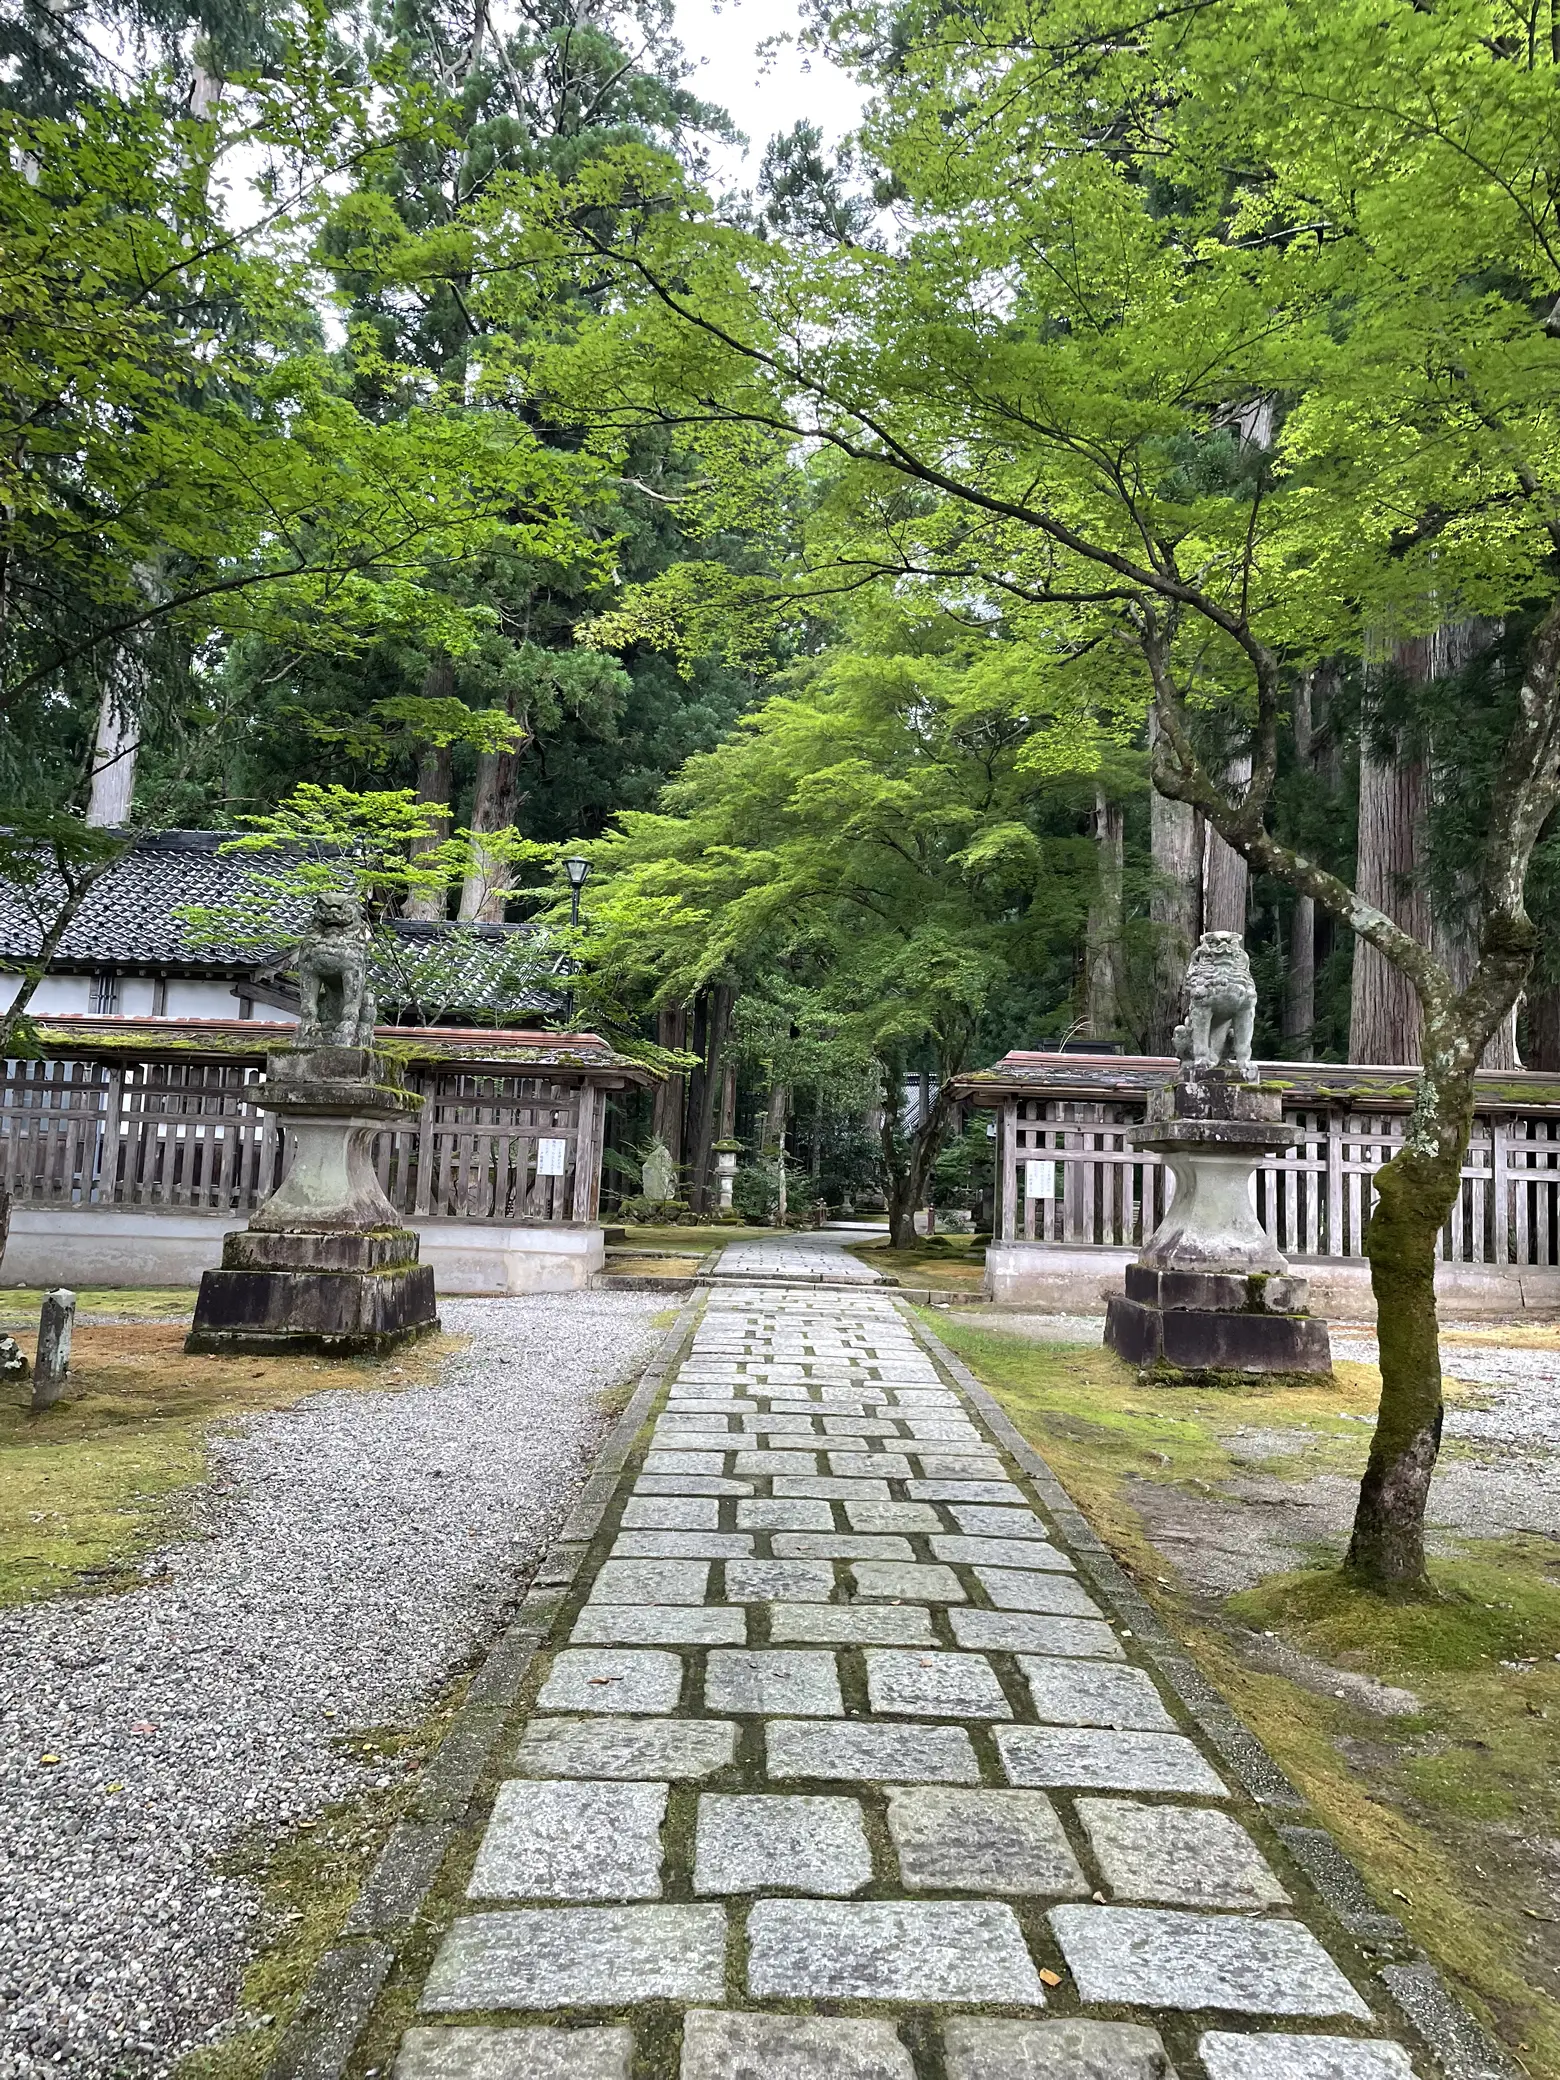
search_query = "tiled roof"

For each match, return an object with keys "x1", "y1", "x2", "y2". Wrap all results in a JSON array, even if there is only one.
[
  {"x1": 0, "y1": 830, "x2": 561, "y2": 1020},
  {"x1": 0, "y1": 831, "x2": 295, "y2": 966}
]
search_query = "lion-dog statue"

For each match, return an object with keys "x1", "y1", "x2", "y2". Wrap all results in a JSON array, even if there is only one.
[
  {"x1": 1172, "y1": 929, "x2": 1256, "y2": 1075},
  {"x1": 296, "y1": 890, "x2": 378, "y2": 1047}
]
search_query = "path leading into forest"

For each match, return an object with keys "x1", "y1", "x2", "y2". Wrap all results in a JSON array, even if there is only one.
[
  {"x1": 709, "y1": 1227, "x2": 887, "y2": 1283},
  {"x1": 378, "y1": 1282, "x2": 1448, "y2": 2080}
]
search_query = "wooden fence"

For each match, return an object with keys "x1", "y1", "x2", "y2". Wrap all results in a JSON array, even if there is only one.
[
  {"x1": 996, "y1": 1095, "x2": 1560, "y2": 1266},
  {"x1": 0, "y1": 1057, "x2": 605, "y2": 1225}
]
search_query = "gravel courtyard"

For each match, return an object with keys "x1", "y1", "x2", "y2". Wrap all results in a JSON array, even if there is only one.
[
  {"x1": 964, "y1": 1310, "x2": 1560, "y2": 1590},
  {"x1": 0, "y1": 1291, "x2": 667, "y2": 2080}
]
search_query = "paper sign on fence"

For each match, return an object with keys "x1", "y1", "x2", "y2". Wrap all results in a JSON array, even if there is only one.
[{"x1": 536, "y1": 1137, "x2": 568, "y2": 1177}]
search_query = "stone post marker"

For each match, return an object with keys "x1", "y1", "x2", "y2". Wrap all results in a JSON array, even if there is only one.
[
  {"x1": 30, "y1": 1288, "x2": 75, "y2": 1410},
  {"x1": 1105, "y1": 931, "x2": 1332, "y2": 1378},
  {"x1": 186, "y1": 892, "x2": 439, "y2": 1358}
]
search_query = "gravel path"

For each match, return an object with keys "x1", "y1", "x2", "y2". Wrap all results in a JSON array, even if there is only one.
[{"x1": 0, "y1": 1292, "x2": 666, "y2": 2080}]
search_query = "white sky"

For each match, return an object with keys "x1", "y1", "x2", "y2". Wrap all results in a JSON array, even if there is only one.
[{"x1": 672, "y1": 0, "x2": 866, "y2": 188}]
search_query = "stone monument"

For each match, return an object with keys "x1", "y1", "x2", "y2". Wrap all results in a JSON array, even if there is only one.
[
  {"x1": 30, "y1": 1288, "x2": 75, "y2": 1411},
  {"x1": 640, "y1": 1139, "x2": 679, "y2": 1207},
  {"x1": 186, "y1": 893, "x2": 439, "y2": 1356},
  {"x1": 1104, "y1": 931, "x2": 1331, "y2": 1378}
]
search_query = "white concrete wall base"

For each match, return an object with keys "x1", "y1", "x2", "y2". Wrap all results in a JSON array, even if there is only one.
[
  {"x1": 411, "y1": 1220, "x2": 605, "y2": 1295},
  {"x1": 1, "y1": 1207, "x2": 606, "y2": 1296},
  {"x1": 984, "y1": 1241, "x2": 1555, "y2": 1319}
]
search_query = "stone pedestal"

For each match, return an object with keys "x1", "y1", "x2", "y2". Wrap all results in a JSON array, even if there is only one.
[
  {"x1": 1104, "y1": 1066, "x2": 1331, "y2": 1379},
  {"x1": 187, "y1": 1046, "x2": 439, "y2": 1357}
]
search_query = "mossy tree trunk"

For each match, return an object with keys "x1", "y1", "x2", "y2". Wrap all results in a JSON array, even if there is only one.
[
  {"x1": 1347, "y1": 1058, "x2": 1473, "y2": 1587},
  {"x1": 879, "y1": 1054, "x2": 963, "y2": 1250}
]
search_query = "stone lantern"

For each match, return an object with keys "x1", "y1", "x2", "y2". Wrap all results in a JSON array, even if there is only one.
[
  {"x1": 1104, "y1": 933, "x2": 1331, "y2": 1378},
  {"x1": 186, "y1": 893, "x2": 438, "y2": 1356},
  {"x1": 712, "y1": 1140, "x2": 743, "y2": 1215}
]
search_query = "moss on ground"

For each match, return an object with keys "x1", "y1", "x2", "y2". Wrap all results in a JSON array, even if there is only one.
[
  {"x1": 0, "y1": 1286, "x2": 201, "y2": 1322},
  {"x1": 174, "y1": 1705, "x2": 458, "y2": 2080},
  {"x1": 847, "y1": 1234, "x2": 989, "y2": 1291},
  {"x1": 605, "y1": 1252, "x2": 704, "y2": 1280},
  {"x1": 0, "y1": 1325, "x2": 452, "y2": 1606},
  {"x1": 928, "y1": 1312, "x2": 1560, "y2": 2079}
]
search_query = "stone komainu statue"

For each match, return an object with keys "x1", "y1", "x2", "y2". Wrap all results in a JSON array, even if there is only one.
[
  {"x1": 1173, "y1": 929, "x2": 1257, "y2": 1075},
  {"x1": 296, "y1": 890, "x2": 378, "y2": 1047}
]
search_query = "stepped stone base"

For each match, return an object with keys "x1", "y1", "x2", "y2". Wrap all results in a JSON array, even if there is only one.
[
  {"x1": 1105, "y1": 1265, "x2": 1331, "y2": 1379},
  {"x1": 186, "y1": 1225, "x2": 439, "y2": 1356}
]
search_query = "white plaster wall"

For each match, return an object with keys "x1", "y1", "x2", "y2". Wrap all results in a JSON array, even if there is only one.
[
  {"x1": 412, "y1": 1220, "x2": 606, "y2": 1294},
  {"x1": 0, "y1": 976, "x2": 92, "y2": 1015},
  {"x1": 982, "y1": 1241, "x2": 1540, "y2": 1319},
  {"x1": 118, "y1": 977, "x2": 157, "y2": 1018},
  {"x1": 1, "y1": 1206, "x2": 605, "y2": 1294}
]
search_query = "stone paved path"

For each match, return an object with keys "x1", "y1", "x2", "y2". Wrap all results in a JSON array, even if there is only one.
[
  {"x1": 388, "y1": 1285, "x2": 1430, "y2": 2080},
  {"x1": 710, "y1": 1228, "x2": 886, "y2": 1284}
]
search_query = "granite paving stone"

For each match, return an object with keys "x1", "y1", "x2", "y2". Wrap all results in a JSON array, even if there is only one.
[
  {"x1": 694, "y1": 1793, "x2": 874, "y2": 1895},
  {"x1": 643, "y1": 1451, "x2": 730, "y2": 1475},
  {"x1": 619, "y1": 1497, "x2": 720, "y2": 1531},
  {"x1": 768, "y1": 1602, "x2": 938, "y2": 1646},
  {"x1": 513, "y1": 1717, "x2": 738, "y2": 1780},
  {"x1": 864, "y1": 1648, "x2": 1013, "y2": 1718},
  {"x1": 998, "y1": 1726, "x2": 1228, "y2": 1794},
  {"x1": 977, "y1": 1586, "x2": 1123, "y2": 1643},
  {"x1": 705, "y1": 1648, "x2": 845, "y2": 1716},
  {"x1": 961, "y1": 1571, "x2": 1102, "y2": 1616},
  {"x1": 634, "y1": 1475, "x2": 753, "y2": 1497},
  {"x1": 887, "y1": 1787, "x2": 1087, "y2": 1895},
  {"x1": 421, "y1": 1905, "x2": 728, "y2": 2009},
  {"x1": 775, "y1": 1476, "x2": 894, "y2": 1501},
  {"x1": 828, "y1": 1451, "x2": 913, "y2": 1477},
  {"x1": 908, "y1": 1478, "x2": 1028, "y2": 1504},
  {"x1": 842, "y1": 1500, "x2": 944, "y2": 1532},
  {"x1": 775, "y1": 1533, "x2": 915, "y2": 1561},
  {"x1": 941, "y1": 2019, "x2": 1172, "y2": 2080},
  {"x1": 735, "y1": 1497, "x2": 836, "y2": 1530},
  {"x1": 588, "y1": 1559, "x2": 711, "y2": 1606},
  {"x1": 468, "y1": 1779, "x2": 668, "y2": 1901},
  {"x1": 610, "y1": 1532, "x2": 754, "y2": 1560},
  {"x1": 1078, "y1": 1800, "x2": 1289, "y2": 1908},
  {"x1": 570, "y1": 1605, "x2": 747, "y2": 1648},
  {"x1": 1018, "y1": 1660, "x2": 1178, "y2": 1730},
  {"x1": 747, "y1": 1898, "x2": 1046, "y2": 2004},
  {"x1": 537, "y1": 1649, "x2": 685, "y2": 1715},
  {"x1": 934, "y1": 1535, "x2": 1075, "y2": 1572},
  {"x1": 1198, "y1": 2036, "x2": 1414, "y2": 2080},
  {"x1": 823, "y1": 1417, "x2": 906, "y2": 1436},
  {"x1": 947, "y1": 1505, "x2": 1055, "y2": 1538},
  {"x1": 915, "y1": 1453, "x2": 1008, "y2": 1480},
  {"x1": 952, "y1": 1612, "x2": 1115, "y2": 1659},
  {"x1": 679, "y1": 2010, "x2": 916, "y2": 2080},
  {"x1": 724, "y1": 1559, "x2": 838, "y2": 1602},
  {"x1": 765, "y1": 1718, "x2": 981, "y2": 1782},
  {"x1": 1049, "y1": 1906, "x2": 1372, "y2": 2017},
  {"x1": 733, "y1": 1450, "x2": 823, "y2": 1476},
  {"x1": 394, "y1": 2024, "x2": 634, "y2": 2079},
  {"x1": 851, "y1": 1561, "x2": 967, "y2": 1602}
]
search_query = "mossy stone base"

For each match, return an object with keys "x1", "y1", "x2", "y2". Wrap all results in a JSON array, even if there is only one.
[
  {"x1": 185, "y1": 1260, "x2": 438, "y2": 1358},
  {"x1": 1105, "y1": 1293, "x2": 1332, "y2": 1379}
]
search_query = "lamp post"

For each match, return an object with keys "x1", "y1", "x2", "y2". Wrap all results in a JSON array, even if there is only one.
[{"x1": 563, "y1": 855, "x2": 591, "y2": 1027}]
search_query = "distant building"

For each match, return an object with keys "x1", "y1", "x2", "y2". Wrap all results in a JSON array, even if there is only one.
[{"x1": 0, "y1": 829, "x2": 560, "y2": 1027}]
